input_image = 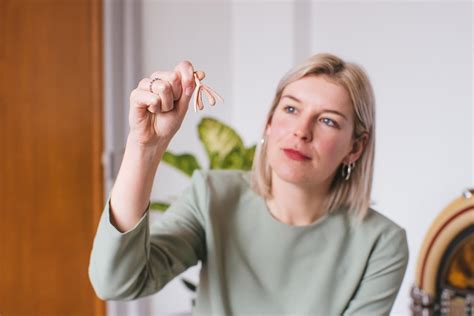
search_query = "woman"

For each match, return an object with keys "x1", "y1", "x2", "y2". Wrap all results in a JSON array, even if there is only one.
[{"x1": 89, "y1": 53, "x2": 409, "y2": 315}]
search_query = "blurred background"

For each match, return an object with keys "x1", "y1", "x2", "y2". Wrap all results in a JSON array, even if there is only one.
[{"x1": 1, "y1": 0, "x2": 472, "y2": 315}]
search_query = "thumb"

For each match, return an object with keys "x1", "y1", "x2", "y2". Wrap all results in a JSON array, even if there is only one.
[{"x1": 174, "y1": 83, "x2": 195, "y2": 117}]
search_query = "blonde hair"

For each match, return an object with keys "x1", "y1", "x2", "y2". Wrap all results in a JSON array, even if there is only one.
[{"x1": 251, "y1": 53, "x2": 376, "y2": 222}]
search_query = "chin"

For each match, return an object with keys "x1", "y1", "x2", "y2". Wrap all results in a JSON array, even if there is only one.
[
  {"x1": 269, "y1": 156, "x2": 336, "y2": 188},
  {"x1": 270, "y1": 163, "x2": 314, "y2": 185}
]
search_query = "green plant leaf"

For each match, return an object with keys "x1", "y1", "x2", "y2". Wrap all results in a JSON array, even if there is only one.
[
  {"x1": 198, "y1": 117, "x2": 244, "y2": 167},
  {"x1": 243, "y1": 145, "x2": 256, "y2": 170},
  {"x1": 209, "y1": 152, "x2": 222, "y2": 169},
  {"x1": 162, "y1": 151, "x2": 202, "y2": 177},
  {"x1": 150, "y1": 201, "x2": 170, "y2": 212},
  {"x1": 221, "y1": 146, "x2": 245, "y2": 170}
]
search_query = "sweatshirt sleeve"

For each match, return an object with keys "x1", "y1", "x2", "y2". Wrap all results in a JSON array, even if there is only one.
[
  {"x1": 342, "y1": 228, "x2": 409, "y2": 316},
  {"x1": 88, "y1": 170, "x2": 207, "y2": 301}
]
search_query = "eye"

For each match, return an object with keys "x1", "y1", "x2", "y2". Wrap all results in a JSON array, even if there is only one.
[
  {"x1": 283, "y1": 105, "x2": 296, "y2": 114},
  {"x1": 321, "y1": 117, "x2": 338, "y2": 127}
]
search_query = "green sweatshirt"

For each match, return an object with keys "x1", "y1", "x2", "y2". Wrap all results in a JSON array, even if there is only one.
[{"x1": 89, "y1": 170, "x2": 409, "y2": 315}]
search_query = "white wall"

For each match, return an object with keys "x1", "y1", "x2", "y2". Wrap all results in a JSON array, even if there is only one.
[
  {"x1": 105, "y1": 1, "x2": 473, "y2": 315},
  {"x1": 310, "y1": 2, "x2": 473, "y2": 314}
]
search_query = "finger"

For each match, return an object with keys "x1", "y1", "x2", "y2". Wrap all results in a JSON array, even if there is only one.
[
  {"x1": 138, "y1": 78, "x2": 174, "y2": 112},
  {"x1": 130, "y1": 88, "x2": 161, "y2": 112},
  {"x1": 149, "y1": 70, "x2": 182, "y2": 101},
  {"x1": 174, "y1": 60, "x2": 196, "y2": 97},
  {"x1": 153, "y1": 80, "x2": 174, "y2": 112},
  {"x1": 147, "y1": 103, "x2": 160, "y2": 114}
]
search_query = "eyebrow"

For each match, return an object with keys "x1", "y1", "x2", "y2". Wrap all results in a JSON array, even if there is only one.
[{"x1": 281, "y1": 94, "x2": 348, "y2": 120}]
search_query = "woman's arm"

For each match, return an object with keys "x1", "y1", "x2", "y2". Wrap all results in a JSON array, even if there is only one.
[
  {"x1": 109, "y1": 61, "x2": 198, "y2": 232},
  {"x1": 88, "y1": 171, "x2": 207, "y2": 300},
  {"x1": 88, "y1": 60, "x2": 205, "y2": 300},
  {"x1": 108, "y1": 135, "x2": 166, "y2": 232}
]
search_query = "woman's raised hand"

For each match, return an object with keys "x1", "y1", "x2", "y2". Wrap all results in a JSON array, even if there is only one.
[{"x1": 128, "y1": 60, "x2": 204, "y2": 146}]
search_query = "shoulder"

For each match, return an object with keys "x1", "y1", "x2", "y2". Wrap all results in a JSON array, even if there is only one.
[
  {"x1": 360, "y1": 207, "x2": 405, "y2": 233},
  {"x1": 349, "y1": 206, "x2": 409, "y2": 259}
]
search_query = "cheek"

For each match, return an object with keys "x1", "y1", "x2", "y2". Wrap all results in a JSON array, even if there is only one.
[
  {"x1": 266, "y1": 119, "x2": 290, "y2": 161},
  {"x1": 267, "y1": 115, "x2": 291, "y2": 140},
  {"x1": 317, "y1": 133, "x2": 352, "y2": 159}
]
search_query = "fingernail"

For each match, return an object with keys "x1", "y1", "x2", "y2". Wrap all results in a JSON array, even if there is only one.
[{"x1": 185, "y1": 87, "x2": 194, "y2": 96}]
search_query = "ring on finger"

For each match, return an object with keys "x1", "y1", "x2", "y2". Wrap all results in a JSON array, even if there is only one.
[{"x1": 149, "y1": 77, "x2": 161, "y2": 93}]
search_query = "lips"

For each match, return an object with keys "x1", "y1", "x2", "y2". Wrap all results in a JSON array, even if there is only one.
[{"x1": 282, "y1": 148, "x2": 311, "y2": 161}]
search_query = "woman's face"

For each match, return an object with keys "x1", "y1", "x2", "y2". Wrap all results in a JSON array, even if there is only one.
[{"x1": 266, "y1": 75, "x2": 361, "y2": 189}]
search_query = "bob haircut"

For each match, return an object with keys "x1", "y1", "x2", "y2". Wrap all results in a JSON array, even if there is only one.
[{"x1": 250, "y1": 52, "x2": 376, "y2": 222}]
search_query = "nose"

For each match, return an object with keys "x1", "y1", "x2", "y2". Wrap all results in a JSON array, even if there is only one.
[{"x1": 293, "y1": 118, "x2": 313, "y2": 142}]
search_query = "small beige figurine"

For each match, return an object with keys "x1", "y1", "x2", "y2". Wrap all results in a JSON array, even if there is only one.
[{"x1": 192, "y1": 71, "x2": 224, "y2": 112}]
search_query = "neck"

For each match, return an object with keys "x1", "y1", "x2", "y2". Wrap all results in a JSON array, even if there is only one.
[{"x1": 266, "y1": 173, "x2": 331, "y2": 226}]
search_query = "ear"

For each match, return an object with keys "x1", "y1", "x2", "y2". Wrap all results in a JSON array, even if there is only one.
[{"x1": 343, "y1": 132, "x2": 369, "y2": 164}]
